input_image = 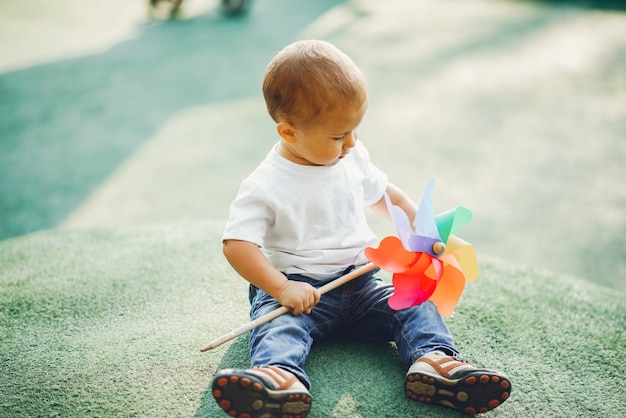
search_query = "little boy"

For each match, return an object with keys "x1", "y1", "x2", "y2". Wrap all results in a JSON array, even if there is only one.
[{"x1": 212, "y1": 40, "x2": 511, "y2": 417}]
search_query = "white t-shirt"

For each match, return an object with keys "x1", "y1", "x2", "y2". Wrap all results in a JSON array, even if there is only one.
[{"x1": 222, "y1": 141, "x2": 388, "y2": 280}]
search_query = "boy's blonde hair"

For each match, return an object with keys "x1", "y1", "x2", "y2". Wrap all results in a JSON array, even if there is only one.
[{"x1": 262, "y1": 40, "x2": 367, "y2": 128}]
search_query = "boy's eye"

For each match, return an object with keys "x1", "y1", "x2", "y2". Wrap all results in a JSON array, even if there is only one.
[{"x1": 332, "y1": 135, "x2": 345, "y2": 140}]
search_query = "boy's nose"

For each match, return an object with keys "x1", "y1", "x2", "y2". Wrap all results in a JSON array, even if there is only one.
[{"x1": 344, "y1": 131, "x2": 358, "y2": 148}]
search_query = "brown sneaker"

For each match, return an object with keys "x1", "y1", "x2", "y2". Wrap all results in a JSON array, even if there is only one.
[
  {"x1": 212, "y1": 366, "x2": 312, "y2": 418},
  {"x1": 405, "y1": 351, "x2": 511, "y2": 415}
]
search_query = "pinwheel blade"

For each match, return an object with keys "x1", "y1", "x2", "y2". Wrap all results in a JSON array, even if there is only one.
[
  {"x1": 384, "y1": 193, "x2": 416, "y2": 250},
  {"x1": 434, "y1": 206, "x2": 472, "y2": 244},
  {"x1": 413, "y1": 176, "x2": 441, "y2": 240},
  {"x1": 364, "y1": 236, "x2": 416, "y2": 273},
  {"x1": 388, "y1": 272, "x2": 438, "y2": 310},
  {"x1": 427, "y1": 264, "x2": 466, "y2": 317},
  {"x1": 444, "y1": 235, "x2": 479, "y2": 282},
  {"x1": 384, "y1": 192, "x2": 443, "y2": 256}
]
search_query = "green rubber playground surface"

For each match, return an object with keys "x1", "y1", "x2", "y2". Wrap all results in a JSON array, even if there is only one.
[
  {"x1": 1, "y1": 0, "x2": 625, "y2": 417},
  {"x1": 1, "y1": 222, "x2": 624, "y2": 417}
]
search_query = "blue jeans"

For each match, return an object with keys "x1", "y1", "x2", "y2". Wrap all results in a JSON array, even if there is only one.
[{"x1": 248, "y1": 266, "x2": 460, "y2": 389}]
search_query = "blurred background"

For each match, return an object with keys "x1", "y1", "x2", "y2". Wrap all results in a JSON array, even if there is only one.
[{"x1": 1, "y1": 0, "x2": 625, "y2": 291}]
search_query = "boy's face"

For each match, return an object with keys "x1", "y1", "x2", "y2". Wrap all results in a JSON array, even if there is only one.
[{"x1": 278, "y1": 101, "x2": 367, "y2": 167}]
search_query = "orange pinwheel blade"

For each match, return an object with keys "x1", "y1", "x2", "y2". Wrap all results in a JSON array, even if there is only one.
[
  {"x1": 428, "y1": 264, "x2": 465, "y2": 317},
  {"x1": 364, "y1": 236, "x2": 416, "y2": 273}
]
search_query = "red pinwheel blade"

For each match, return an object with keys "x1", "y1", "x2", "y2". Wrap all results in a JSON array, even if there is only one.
[{"x1": 388, "y1": 272, "x2": 438, "y2": 311}]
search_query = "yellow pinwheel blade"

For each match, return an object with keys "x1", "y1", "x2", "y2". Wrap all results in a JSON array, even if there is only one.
[{"x1": 443, "y1": 235, "x2": 479, "y2": 282}]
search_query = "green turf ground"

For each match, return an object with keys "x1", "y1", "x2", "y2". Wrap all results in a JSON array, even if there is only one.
[
  {"x1": 1, "y1": 222, "x2": 624, "y2": 417},
  {"x1": 1, "y1": 0, "x2": 626, "y2": 417}
]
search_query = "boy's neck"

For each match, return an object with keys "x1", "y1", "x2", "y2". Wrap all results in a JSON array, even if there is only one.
[{"x1": 276, "y1": 141, "x2": 314, "y2": 166}]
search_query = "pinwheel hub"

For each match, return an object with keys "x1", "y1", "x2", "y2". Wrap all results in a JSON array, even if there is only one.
[{"x1": 432, "y1": 241, "x2": 446, "y2": 255}]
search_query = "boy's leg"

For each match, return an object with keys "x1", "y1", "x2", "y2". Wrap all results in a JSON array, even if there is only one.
[
  {"x1": 247, "y1": 276, "x2": 345, "y2": 387},
  {"x1": 344, "y1": 276, "x2": 511, "y2": 414},
  {"x1": 247, "y1": 290, "x2": 319, "y2": 388},
  {"x1": 340, "y1": 276, "x2": 459, "y2": 364},
  {"x1": 213, "y1": 278, "x2": 342, "y2": 417}
]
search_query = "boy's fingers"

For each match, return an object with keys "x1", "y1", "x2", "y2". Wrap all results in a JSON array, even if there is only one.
[{"x1": 291, "y1": 306, "x2": 303, "y2": 316}]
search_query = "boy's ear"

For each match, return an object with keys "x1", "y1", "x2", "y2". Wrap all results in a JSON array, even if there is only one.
[{"x1": 276, "y1": 122, "x2": 297, "y2": 144}]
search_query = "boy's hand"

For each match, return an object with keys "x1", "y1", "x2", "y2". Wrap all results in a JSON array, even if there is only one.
[
  {"x1": 277, "y1": 281, "x2": 321, "y2": 315},
  {"x1": 222, "y1": 240, "x2": 321, "y2": 315}
]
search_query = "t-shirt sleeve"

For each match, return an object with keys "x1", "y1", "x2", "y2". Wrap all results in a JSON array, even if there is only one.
[
  {"x1": 221, "y1": 180, "x2": 273, "y2": 247},
  {"x1": 355, "y1": 142, "x2": 388, "y2": 206}
]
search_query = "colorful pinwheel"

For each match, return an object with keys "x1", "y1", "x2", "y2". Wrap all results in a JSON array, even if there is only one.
[{"x1": 364, "y1": 177, "x2": 479, "y2": 317}]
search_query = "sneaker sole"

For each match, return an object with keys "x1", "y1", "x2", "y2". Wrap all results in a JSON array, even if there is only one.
[
  {"x1": 212, "y1": 369, "x2": 312, "y2": 418},
  {"x1": 405, "y1": 369, "x2": 511, "y2": 415}
]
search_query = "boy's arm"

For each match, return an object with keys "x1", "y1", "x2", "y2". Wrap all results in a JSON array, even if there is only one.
[
  {"x1": 370, "y1": 182, "x2": 418, "y2": 222},
  {"x1": 222, "y1": 239, "x2": 321, "y2": 315}
]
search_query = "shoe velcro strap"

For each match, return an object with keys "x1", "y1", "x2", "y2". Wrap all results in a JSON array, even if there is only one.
[{"x1": 251, "y1": 366, "x2": 298, "y2": 390}]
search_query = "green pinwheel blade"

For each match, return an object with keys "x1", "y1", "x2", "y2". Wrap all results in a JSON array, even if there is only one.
[{"x1": 434, "y1": 206, "x2": 472, "y2": 243}]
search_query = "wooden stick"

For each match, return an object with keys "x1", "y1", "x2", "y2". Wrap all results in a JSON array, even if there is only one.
[{"x1": 200, "y1": 262, "x2": 377, "y2": 352}]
